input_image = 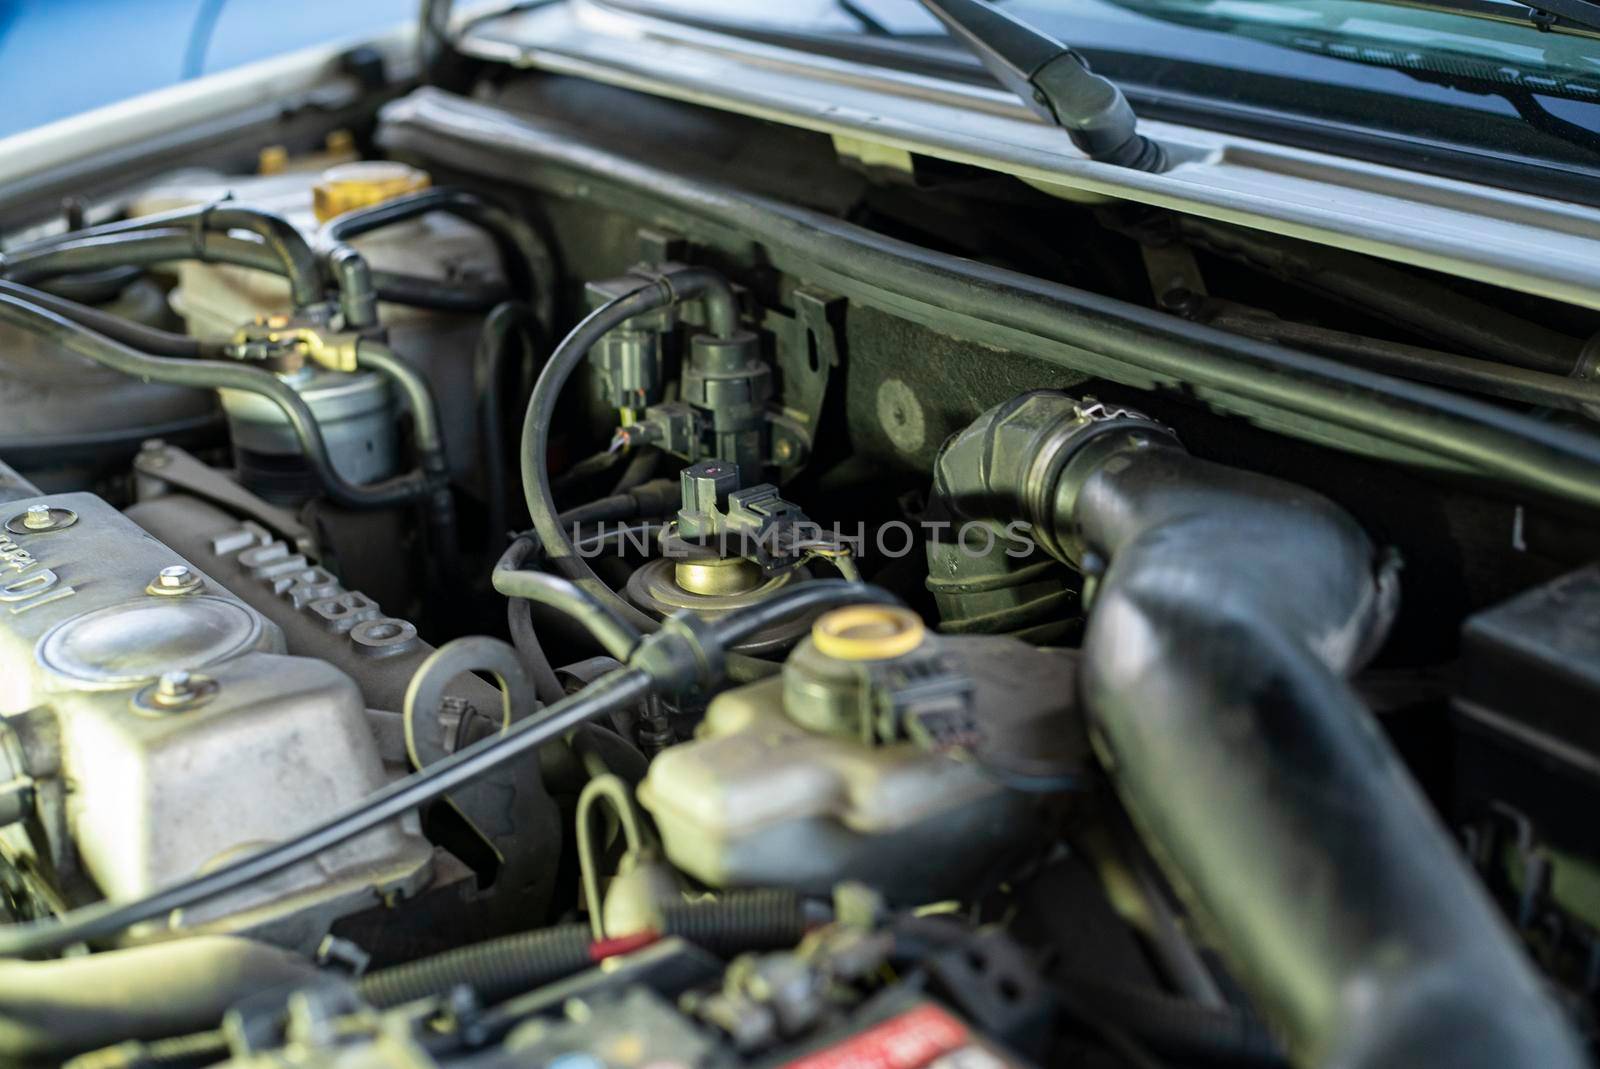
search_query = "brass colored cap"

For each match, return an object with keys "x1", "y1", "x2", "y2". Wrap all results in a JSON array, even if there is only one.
[
  {"x1": 312, "y1": 162, "x2": 430, "y2": 223},
  {"x1": 675, "y1": 557, "x2": 763, "y2": 597},
  {"x1": 811, "y1": 605, "x2": 926, "y2": 661}
]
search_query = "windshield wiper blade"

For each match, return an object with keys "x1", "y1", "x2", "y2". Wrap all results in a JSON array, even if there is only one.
[{"x1": 917, "y1": 0, "x2": 1166, "y2": 170}]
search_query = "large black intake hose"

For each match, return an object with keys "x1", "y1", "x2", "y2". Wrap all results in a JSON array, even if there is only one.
[{"x1": 933, "y1": 392, "x2": 1585, "y2": 1068}]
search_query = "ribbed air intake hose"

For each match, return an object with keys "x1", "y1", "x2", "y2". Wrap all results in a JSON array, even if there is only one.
[{"x1": 931, "y1": 392, "x2": 1586, "y2": 1069}]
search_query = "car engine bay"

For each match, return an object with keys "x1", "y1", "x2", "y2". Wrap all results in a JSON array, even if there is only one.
[{"x1": 3, "y1": 54, "x2": 1600, "y2": 1069}]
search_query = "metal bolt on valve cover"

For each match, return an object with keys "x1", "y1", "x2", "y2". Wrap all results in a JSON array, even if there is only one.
[
  {"x1": 133, "y1": 669, "x2": 219, "y2": 714},
  {"x1": 147, "y1": 564, "x2": 203, "y2": 597},
  {"x1": 5, "y1": 505, "x2": 78, "y2": 535}
]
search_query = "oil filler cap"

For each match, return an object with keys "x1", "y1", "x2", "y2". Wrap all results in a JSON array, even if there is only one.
[
  {"x1": 811, "y1": 605, "x2": 926, "y2": 662},
  {"x1": 313, "y1": 162, "x2": 430, "y2": 223}
]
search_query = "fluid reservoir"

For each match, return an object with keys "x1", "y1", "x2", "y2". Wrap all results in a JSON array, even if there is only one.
[{"x1": 638, "y1": 606, "x2": 1084, "y2": 902}]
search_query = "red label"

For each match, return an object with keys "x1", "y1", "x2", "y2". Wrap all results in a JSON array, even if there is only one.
[{"x1": 781, "y1": 1005, "x2": 970, "y2": 1069}]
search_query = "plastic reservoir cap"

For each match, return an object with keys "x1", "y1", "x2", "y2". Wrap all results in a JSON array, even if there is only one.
[
  {"x1": 312, "y1": 162, "x2": 431, "y2": 223},
  {"x1": 811, "y1": 605, "x2": 926, "y2": 661}
]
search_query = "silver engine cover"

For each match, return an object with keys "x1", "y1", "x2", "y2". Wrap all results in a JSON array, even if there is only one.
[{"x1": 0, "y1": 492, "x2": 431, "y2": 950}]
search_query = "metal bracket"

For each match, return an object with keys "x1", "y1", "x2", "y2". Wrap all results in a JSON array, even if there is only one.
[
  {"x1": 763, "y1": 287, "x2": 845, "y2": 473},
  {"x1": 134, "y1": 440, "x2": 316, "y2": 556}
]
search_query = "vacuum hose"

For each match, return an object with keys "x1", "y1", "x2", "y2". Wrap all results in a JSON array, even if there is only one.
[{"x1": 932, "y1": 392, "x2": 1585, "y2": 1068}]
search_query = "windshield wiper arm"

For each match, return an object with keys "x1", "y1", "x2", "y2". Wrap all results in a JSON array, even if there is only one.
[
  {"x1": 1402, "y1": 0, "x2": 1600, "y2": 35},
  {"x1": 916, "y1": 0, "x2": 1166, "y2": 171}
]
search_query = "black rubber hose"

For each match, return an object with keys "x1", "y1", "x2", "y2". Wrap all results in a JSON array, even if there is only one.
[
  {"x1": 500, "y1": 536, "x2": 574, "y2": 707},
  {"x1": 559, "y1": 479, "x2": 678, "y2": 529},
  {"x1": 0, "y1": 937, "x2": 317, "y2": 1065},
  {"x1": 358, "y1": 889, "x2": 806, "y2": 1009},
  {"x1": 933, "y1": 392, "x2": 1585, "y2": 1068},
  {"x1": 520, "y1": 270, "x2": 736, "y2": 635},
  {"x1": 358, "y1": 338, "x2": 461, "y2": 597},
  {"x1": 5, "y1": 222, "x2": 506, "y2": 317},
  {"x1": 0, "y1": 280, "x2": 219, "y2": 358},
  {"x1": 4, "y1": 229, "x2": 291, "y2": 288},
  {"x1": 492, "y1": 550, "x2": 645, "y2": 662},
  {"x1": 476, "y1": 303, "x2": 541, "y2": 542},
  {"x1": 321, "y1": 186, "x2": 560, "y2": 338},
  {"x1": 610, "y1": 447, "x2": 659, "y2": 496},
  {"x1": 1053, "y1": 976, "x2": 1285, "y2": 1066},
  {"x1": 36, "y1": 265, "x2": 142, "y2": 304},
  {"x1": 370, "y1": 270, "x2": 510, "y2": 313},
  {"x1": 12, "y1": 203, "x2": 324, "y2": 309},
  {"x1": 0, "y1": 294, "x2": 433, "y2": 510},
  {"x1": 552, "y1": 448, "x2": 625, "y2": 495},
  {"x1": 0, "y1": 664, "x2": 653, "y2": 960},
  {"x1": 380, "y1": 90, "x2": 1600, "y2": 510}
]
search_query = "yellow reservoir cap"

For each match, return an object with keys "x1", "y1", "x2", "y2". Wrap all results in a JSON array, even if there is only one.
[
  {"x1": 313, "y1": 162, "x2": 431, "y2": 223},
  {"x1": 811, "y1": 605, "x2": 926, "y2": 661}
]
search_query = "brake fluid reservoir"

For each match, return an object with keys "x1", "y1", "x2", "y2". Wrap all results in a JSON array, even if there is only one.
[{"x1": 638, "y1": 606, "x2": 1082, "y2": 902}]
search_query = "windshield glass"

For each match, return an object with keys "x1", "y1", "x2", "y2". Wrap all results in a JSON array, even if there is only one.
[
  {"x1": 0, "y1": 0, "x2": 414, "y2": 140},
  {"x1": 614, "y1": 0, "x2": 1600, "y2": 199}
]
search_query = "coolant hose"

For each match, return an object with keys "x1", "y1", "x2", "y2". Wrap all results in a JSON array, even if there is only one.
[
  {"x1": 932, "y1": 392, "x2": 1586, "y2": 1069},
  {"x1": 358, "y1": 889, "x2": 805, "y2": 1008}
]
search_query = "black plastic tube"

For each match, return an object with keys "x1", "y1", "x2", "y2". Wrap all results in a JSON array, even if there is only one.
[
  {"x1": 320, "y1": 186, "x2": 560, "y2": 337},
  {"x1": 520, "y1": 277, "x2": 677, "y2": 632},
  {"x1": 0, "y1": 294, "x2": 432, "y2": 510},
  {"x1": 379, "y1": 90, "x2": 1600, "y2": 510},
  {"x1": 519, "y1": 268, "x2": 740, "y2": 634},
  {"x1": 0, "y1": 279, "x2": 218, "y2": 359},
  {"x1": 0, "y1": 666, "x2": 653, "y2": 959}
]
